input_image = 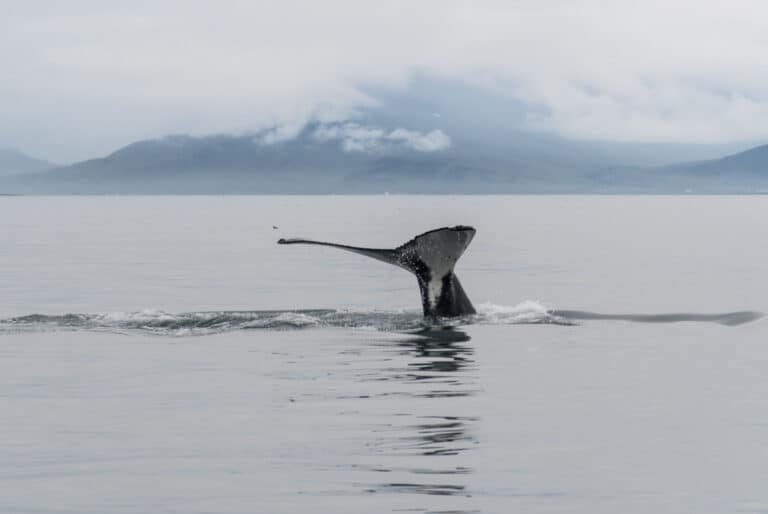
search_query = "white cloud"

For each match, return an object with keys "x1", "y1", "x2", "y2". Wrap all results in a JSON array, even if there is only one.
[
  {"x1": 312, "y1": 123, "x2": 450, "y2": 153},
  {"x1": 315, "y1": 124, "x2": 386, "y2": 152},
  {"x1": 387, "y1": 128, "x2": 451, "y2": 152},
  {"x1": 256, "y1": 119, "x2": 309, "y2": 145},
  {"x1": 2, "y1": 0, "x2": 768, "y2": 161}
]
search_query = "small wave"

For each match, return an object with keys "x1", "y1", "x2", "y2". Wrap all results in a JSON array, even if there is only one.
[
  {"x1": 0, "y1": 308, "x2": 426, "y2": 336},
  {"x1": 474, "y1": 301, "x2": 572, "y2": 325}
]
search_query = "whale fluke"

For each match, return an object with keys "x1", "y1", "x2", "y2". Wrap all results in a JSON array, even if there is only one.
[{"x1": 278, "y1": 226, "x2": 476, "y2": 318}]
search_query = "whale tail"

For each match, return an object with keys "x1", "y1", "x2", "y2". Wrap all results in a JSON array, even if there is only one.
[{"x1": 278, "y1": 225, "x2": 476, "y2": 318}]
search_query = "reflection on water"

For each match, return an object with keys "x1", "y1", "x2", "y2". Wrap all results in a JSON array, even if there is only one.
[
  {"x1": 350, "y1": 327, "x2": 479, "y2": 510},
  {"x1": 374, "y1": 482, "x2": 467, "y2": 496},
  {"x1": 402, "y1": 329, "x2": 472, "y2": 377},
  {"x1": 407, "y1": 416, "x2": 476, "y2": 457}
]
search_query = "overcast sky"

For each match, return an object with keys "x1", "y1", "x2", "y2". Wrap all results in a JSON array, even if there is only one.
[{"x1": 3, "y1": 0, "x2": 768, "y2": 162}]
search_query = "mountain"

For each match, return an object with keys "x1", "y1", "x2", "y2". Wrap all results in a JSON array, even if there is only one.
[
  {"x1": 6, "y1": 130, "x2": 768, "y2": 194},
  {"x1": 4, "y1": 75, "x2": 765, "y2": 194},
  {"x1": 665, "y1": 144, "x2": 768, "y2": 175},
  {"x1": 0, "y1": 147, "x2": 53, "y2": 177},
  {"x1": 643, "y1": 144, "x2": 768, "y2": 193},
  {"x1": 10, "y1": 129, "x2": 406, "y2": 194},
  {"x1": 6, "y1": 122, "x2": 613, "y2": 194}
]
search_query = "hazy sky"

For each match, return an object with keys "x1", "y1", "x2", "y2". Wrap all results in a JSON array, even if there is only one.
[{"x1": 3, "y1": 0, "x2": 768, "y2": 162}]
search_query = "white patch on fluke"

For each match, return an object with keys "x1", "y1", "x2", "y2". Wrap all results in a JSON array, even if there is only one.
[{"x1": 428, "y1": 276, "x2": 443, "y2": 309}]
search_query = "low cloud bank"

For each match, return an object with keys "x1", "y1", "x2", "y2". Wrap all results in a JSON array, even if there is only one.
[{"x1": 312, "y1": 123, "x2": 451, "y2": 153}]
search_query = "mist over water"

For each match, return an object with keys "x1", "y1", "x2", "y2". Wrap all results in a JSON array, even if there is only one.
[{"x1": 2, "y1": 196, "x2": 768, "y2": 514}]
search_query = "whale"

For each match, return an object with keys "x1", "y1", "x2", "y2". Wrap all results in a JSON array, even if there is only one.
[{"x1": 278, "y1": 225, "x2": 476, "y2": 318}]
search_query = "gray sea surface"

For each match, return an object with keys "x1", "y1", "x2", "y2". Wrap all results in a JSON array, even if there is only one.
[{"x1": 1, "y1": 195, "x2": 768, "y2": 514}]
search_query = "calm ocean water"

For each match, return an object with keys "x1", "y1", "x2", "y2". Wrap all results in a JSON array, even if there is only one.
[{"x1": 2, "y1": 195, "x2": 768, "y2": 513}]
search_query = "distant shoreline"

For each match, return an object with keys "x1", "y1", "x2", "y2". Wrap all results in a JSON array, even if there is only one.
[{"x1": 2, "y1": 192, "x2": 768, "y2": 197}]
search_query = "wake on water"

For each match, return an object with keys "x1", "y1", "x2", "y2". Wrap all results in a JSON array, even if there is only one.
[
  {"x1": 0, "y1": 302, "x2": 569, "y2": 336},
  {"x1": 0, "y1": 301, "x2": 761, "y2": 336}
]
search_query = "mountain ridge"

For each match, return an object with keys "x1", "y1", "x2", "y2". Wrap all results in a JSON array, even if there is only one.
[
  {"x1": 0, "y1": 147, "x2": 54, "y2": 177},
  {"x1": 3, "y1": 124, "x2": 768, "y2": 194},
  {"x1": 663, "y1": 144, "x2": 768, "y2": 176}
]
